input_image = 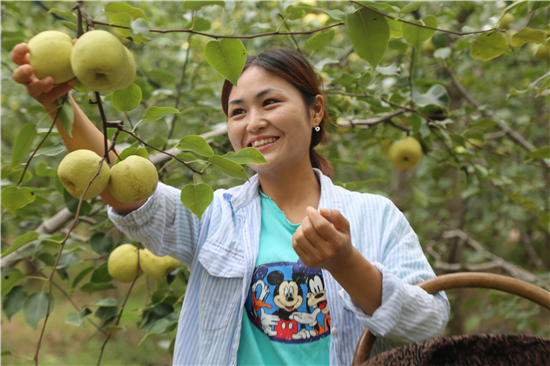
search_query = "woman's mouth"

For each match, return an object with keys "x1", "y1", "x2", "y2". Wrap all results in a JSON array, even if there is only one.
[{"x1": 249, "y1": 137, "x2": 279, "y2": 151}]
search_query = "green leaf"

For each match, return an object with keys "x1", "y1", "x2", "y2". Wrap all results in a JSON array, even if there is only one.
[
  {"x1": 1, "y1": 231, "x2": 39, "y2": 259},
  {"x1": 284, "y1": 5, "x2": 306, "y2": 20},
  {"x1": 95, "y1": 306, "x2": 119, "y2": 321},
  {"x1": 35, "y1": 143, "x2": 66, "y2": 157},
  {"x1": 399, "y1": 1, "x2": 427, "y2": 14},
  {"x1": 107, "y1": 12, "x2": 133, "y2": 38},
  {"x1": 313, "y1": 8, "x2": 346, "y2": 22},
  {"x1": 80, "y1": 282, "x2": 117, "y2": 293},
  {"x1": 529, "y1": 146, "x2": 550, "y2": 159},
  {"x1": 90, "y1": 263, "x2": 113, "y2": 283},
  {"x1": 207, "y1": 156, "x2": 249, "y2": 180},
  {"x1": 450, "y1": 133, "x2": 467, "y2": 147},
  {"x1": 63, "y1": 188, "x2": 93, "y2": 216},
  {"x1": 412, "y1": 84, "x2": 450, "y2": 108},
  {"x1": 138, "y1": 318, "x2": 173, "y2": 346},
  {"x1": 511, "y1": 28, "x2": 548, "y2": 46},
  {"x1": 66, "y1": 308, "x2": 92, "y2": 328},
  {"x1": 345, "y1": 8, "x2": 390, "y2": 69},
  {"x1": 469, "y1": 117, "x2": 499, "y2": 130},
  {"x1": 142, "y1": 107, "x2": 180, "y2": 122},
  {"x1": 402, "y1": 16, "x2": 438, "y2": 46},
  {"x1": 112, "y1": 83, "x2": 142, "y2": 112},
  {"x1": 186, "y1": 17, "x2": 211, "y2": 32},
  {"x1": 86, "y1": 298, "x2": 119, "y2": 307},
  {"x1": 116, "y1": 147, "x2": 149, "y2": 164},
  {"x1": 342, "y1": 179, "x2": 387, "y2": 190},
  {"x1": 2, "y1": 286, "x2": 28, "y2": 320},
  {"x1": 23, "y1": 291, "x2": 54, "y2": 330},
  {"x1": 180, "y1": 183, "x2": 214, "y2": 219},
  {"x1": 182, "y1": 1, "x2": 225, "y2": 11},
  {"x1": 222, "y1": 148, "x2": 268, "y2": 164},
  {"x1": 176, "y1": 135, "x2": 214, "y2": 157},
  {"x1": 204, "y1": 38, "x2": 247, "y2": 86},
  {"x1": 470, "y1": 31, "x2": 511, "y2": 61},
  {"x1": 105, "y1": 2, "x2": 147, "y2": 21},
  {"x1": 71, "y1": 267, "x2": 94, "y2": 290},
  {"x1": 1, "y1": 186, "x2": 36, "y2": 213},
  {"x1": 387, "y1": 18, "x2": 403, "y2": 38},
  {"x1": 1, "y1": 270, "x2": 26, "y2": 298},
  {"x1": 49, "y1": 8, "x2": 75, "y2": 18},
  {"x1": 89, "y1": 233, "x2": 114, "y2": 256},
  {"x1": 57, "y1": 97, "x2": 74, "y2": 138},
  {"x1": 306, "y1": 29, "x2": 335, "y2": 51},
  {"x1": 130, "y1": 18, "x2": 151, "y2": 43},
  {"x1": 10, "y1": 123, "x2": 37, "y2": 168}
]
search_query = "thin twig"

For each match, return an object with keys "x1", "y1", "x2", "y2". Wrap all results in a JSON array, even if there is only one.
[
  {"x1": 19, "y1": 94, "x2": 68, "y2": 185},
  {"x1": 120, "y1": 128, "x2": 203, "y2": 174},
  {"x1": 91, "y1": 19, "x2": 343, "y2": 39},
  {"x1": 526, "y1": 0, "x2": 541, "y2": 28},
  {"x1": 94, "y1": 91, "x2": 111, "y2": 164},
  {"x1": 350, "y1": 1, "x2": 504, "y2": 36},
  {"x1": 278, "y1": 13, "x2": 303, "y2": 55},
  {"x1": 164, "y1": 34, "x2": 193, "y2": 151}
]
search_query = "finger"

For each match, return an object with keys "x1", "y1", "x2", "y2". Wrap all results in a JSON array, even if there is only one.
[
  {"x1": 10, "y1": 43, "x2": 30, "y2": 65},
  {"x1": 306, "y1": 207, "x2": 339, "y2": 242},
  {"x1": 292, "y1": 233, "x2": 312, "y2": 263},
  {"x1": 27, "y1": 77, "x2": 56, "y2": 98},
  {"x1": 12, "y1": 65, "x2": 35, "y2": 85},
  {"x1": 320, "y1": 208, "x2": 350, "y2": 233},
  {"x1": 301, "y1": 216, "x2": 327, "y2": 250}
]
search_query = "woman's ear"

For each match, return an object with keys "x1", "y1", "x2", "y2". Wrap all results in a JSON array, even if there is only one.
[{"x1": 310, "y1": 94, "x2": 325, "y2": 127}]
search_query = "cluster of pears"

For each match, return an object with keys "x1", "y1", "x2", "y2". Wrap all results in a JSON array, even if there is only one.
[
  {"x1": 57, "y1": 149, "x2": 158, "y2": 203},
  {"x1": 107, "y1": 244, "x2": 180, "y2": 283},
  {"x1": 28, "y1": 29, "x2": 135, "y2": 92},
  {"x1": 383, "y1": 136, "x2": 424, "y2": 170}
]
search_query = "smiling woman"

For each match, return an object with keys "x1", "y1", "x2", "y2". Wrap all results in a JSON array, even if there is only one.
[{"x1": 11, "y1": 42, "x2": 449, "y2": 365}]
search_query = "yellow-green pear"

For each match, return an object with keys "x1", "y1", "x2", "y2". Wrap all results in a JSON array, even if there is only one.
[
  {"x1": 498, "y1": 13, "x2": 514, "y2": 29},
  {"x1": 531, "y1": 43, "x2": 550, "y2": 60},
  {"x1": 422, "y1": 38, "x2": 436, "y2": 55},
  {"x1": 388, "y1": 136, "x2": 423, "y2": 170},
  {"x1": 139, "y1": 248, "x2": 181, "y2": 280},
  {"x1": 94, "y1": 47, "x2": 136, "y2": 93},
  {"x1": 108, "y1": 244, "x2": 142, "y2": 283},
  {"x1": 109, "y1": 155, "x2": 158, "y2": 203},
  {"x1": 57, "y1": 149, "x2": 110, "y2": 200},
  {"x1": 28, "y1": 30, "x2": 74, "y2": 84},
  {"x1": 71, "y1": 30, "x2": 128, "y2": 91}
]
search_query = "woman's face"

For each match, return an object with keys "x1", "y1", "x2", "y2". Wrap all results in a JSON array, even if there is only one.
[{"x1": 226, "y1": 66, "x2": 323, "y2": 174}]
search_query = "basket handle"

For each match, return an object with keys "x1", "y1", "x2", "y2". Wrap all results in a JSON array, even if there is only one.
[{"x1": 351, "y1": 272, "x2": 550, "y2": 366}]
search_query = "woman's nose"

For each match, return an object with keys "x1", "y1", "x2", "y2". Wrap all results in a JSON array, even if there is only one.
[{"x1": 246, "y1": 109, "x2": 268, "y2": 133}]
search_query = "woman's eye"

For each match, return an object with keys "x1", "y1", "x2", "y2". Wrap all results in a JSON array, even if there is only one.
[
  {"x1": 264, "y1": 99, "x2": 278, "y2": 106},
  {"x1": 231, "y1": 108, "x2": 245, "y2": 116}
]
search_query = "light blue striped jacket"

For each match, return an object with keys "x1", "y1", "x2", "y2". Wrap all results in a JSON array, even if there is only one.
[{"x1": 108, "y1": 169, "x2": 449, "y2": 366}]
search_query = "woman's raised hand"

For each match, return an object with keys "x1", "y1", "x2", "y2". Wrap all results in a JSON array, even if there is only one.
[
  {"x1": 11, "y1": 43, "x2": 76, "y2": 112},
  {"x1": 292, "y1": 207, "x2": 354, "y2": 273}
]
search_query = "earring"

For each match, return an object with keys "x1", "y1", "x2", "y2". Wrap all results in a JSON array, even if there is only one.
[{"x1": 314, "y1": 125, "x2": 321, "y2": 132}]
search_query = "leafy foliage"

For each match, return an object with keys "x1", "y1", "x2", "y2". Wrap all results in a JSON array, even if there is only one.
[{"x1": 1, "y1": 0, "x2": 549, "y2": 364}]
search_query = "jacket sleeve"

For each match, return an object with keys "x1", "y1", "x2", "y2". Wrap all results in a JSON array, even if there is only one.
[
  {"x1": 339, "y1": 195, "x2": 450, "y2": 349},
  {"x1": 107, "y1": 182, "x2": 206, "y2": 267}
]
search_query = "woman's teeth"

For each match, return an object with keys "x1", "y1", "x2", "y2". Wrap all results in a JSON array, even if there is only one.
[{"x1": 252, "y1": 137, "x2": 278, "y2": 148}]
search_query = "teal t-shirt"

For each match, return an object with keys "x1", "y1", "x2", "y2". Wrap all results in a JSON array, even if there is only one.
[{"x1": 237, "y1": 189, "x2": 331, "y2": 366}]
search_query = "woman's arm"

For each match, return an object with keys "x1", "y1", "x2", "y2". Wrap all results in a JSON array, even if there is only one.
[{"x1": 11, "y1": 43, "x2": 145, "y2": 215}]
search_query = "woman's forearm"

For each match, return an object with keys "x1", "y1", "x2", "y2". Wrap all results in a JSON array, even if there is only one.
[{"x1": 329, "y1": 247, "x2": 383, "y2": 316}]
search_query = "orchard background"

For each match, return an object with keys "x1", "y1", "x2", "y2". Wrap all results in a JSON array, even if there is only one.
[{"x1": 1, "y1": 1, "x2": 549, "y2": 365}]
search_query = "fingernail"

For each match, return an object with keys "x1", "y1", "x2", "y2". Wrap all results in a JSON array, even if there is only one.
[{"x1": 22, "y1": 66, "x2": 31, "y2": 75}]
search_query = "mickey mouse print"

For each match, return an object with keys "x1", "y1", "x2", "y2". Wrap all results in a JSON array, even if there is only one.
[{"x1": 245, "y1": 259, "x2": 331, "y2": 344}]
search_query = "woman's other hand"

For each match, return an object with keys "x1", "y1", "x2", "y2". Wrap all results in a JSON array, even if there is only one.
[
  {"x1": 11, "y1": 42, "x2": 76, "y2": 112},
  {"x1": 292, "y1": 207, "x2": 354, "y2": 273}
]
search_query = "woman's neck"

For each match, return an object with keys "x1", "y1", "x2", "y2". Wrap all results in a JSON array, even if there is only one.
[{"x1": 257, "y1": 165, "x2": 321, "y2": 224}]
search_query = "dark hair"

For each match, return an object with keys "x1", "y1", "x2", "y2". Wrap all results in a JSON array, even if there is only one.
[{"x1": 221, "y1": 49, "x2": 333, "y2": 179}]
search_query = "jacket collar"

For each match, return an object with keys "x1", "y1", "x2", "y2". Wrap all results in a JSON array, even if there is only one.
[{"x1": 223, "y1": 168, "x2": 341, "y2": 213}]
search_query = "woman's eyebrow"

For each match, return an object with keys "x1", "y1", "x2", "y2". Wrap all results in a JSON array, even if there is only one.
[{"x1": 229, "y1": 88, "x2": 283, "y2": 106}]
